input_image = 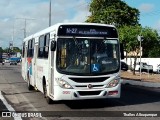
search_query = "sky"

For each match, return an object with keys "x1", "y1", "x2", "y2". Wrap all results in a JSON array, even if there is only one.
[
  {"x1": 124, "y1": 0, "x2": 160, "y2": 30},
  {"x1": 0, "y1": 0, "x2": 160, "y2": 48}
]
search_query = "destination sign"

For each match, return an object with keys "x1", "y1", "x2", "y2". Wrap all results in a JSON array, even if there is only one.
[
  {"x1": 66, "y1": 28, "x2": 108, "y2": 35},
  {"x1": 58, "y1": 25, "x2": 118, "y2": 38}
]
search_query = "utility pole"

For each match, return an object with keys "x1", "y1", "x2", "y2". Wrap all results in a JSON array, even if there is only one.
[
  {"x1": 12, "y1": 20, "x2": 15, "y2": 51},
  {"x1": 15, "y1": 18, "x2": 35, "y2": 38},
  {"x1": 139, "y1": 36, "x2": 142, "y2": 80},
  {"x1": 24, "y1": 19, "x2": 27, "y2": 38},
  {"x1": 9, "y1": 41, "x2": 13, "y2": 57},
  {"x1": 49, "y1": 0, "x2": 52, "y2": 27},
  {"x1": 138, "y1": 34, "x2": 144, "y2": 80}
]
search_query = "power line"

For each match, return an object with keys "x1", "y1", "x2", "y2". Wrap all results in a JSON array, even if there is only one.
[{"x1": 15, "y1": 18, "x2": 35, "y2": 38}]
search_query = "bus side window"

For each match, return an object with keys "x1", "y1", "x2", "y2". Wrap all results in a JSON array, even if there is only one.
[
  {"x1": 32, "y1": 39, "x2": 35, "y2": 57},
  {"x1": 22, "y1": 42, "x2": 25, "y2": 58},
  {"x1": 38, "y1": 35, "x2": 45, "y2": 58},
  {"x1": 27, "y1": 40, "x2": 31, "y2": 57},
  {"x1": 27, "y1": 39, "x2": 34, "y2": 58},
  {"x1": 38, "y1": 34, "x2": 50, "y2": 58},
  {"x1": 44, "y1": 33, "x2": 50, "y2": 58}
]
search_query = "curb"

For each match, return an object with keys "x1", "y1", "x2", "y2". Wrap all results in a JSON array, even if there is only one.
[
  {"x1": 0, "y1": 91, "x2": 22, "y2": 120},
  {"x1": 122, "y1": 79, "x2": 160, "y2": 88}
]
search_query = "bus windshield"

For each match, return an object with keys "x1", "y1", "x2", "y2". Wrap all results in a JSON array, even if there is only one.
[{"x1": 57, "y1": 38, "x2": 120, "y2": 75}]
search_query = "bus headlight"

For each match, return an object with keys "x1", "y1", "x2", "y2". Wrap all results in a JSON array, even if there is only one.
[
  {"x1": 106, "y1": 79, "x2": 119, "y2": 88},
  {"x1": 56, "y1": 78, "x2": 73, "y2": 89}
]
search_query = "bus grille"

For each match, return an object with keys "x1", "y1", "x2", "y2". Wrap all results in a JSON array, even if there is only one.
[
  {"x1": 78, "y1": 91, "x2": 102, "y2": 96},
  {"x1": 75, "y1": 85, "x2": 104, "y2": 88},
  {"x1": 69, "y1": 77, "x2": 109, "y2": 83}
]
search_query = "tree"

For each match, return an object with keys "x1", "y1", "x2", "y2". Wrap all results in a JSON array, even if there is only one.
[
  {"x1": 2, "y1": 47, "x2": 21, "y2": 55},
  {"x1": 119, "y1": 25, "x2": 142, "y2": 74},
  {"x1": 86, "y1": 0, "x2": 140, "y2": 27},
  {"x1": 147, "y1": 35, "x2": 160, "y2": 57},
  {"x1": 119, "y1": 26, "x2": 160, "y2": 74},
  {"x1": 0, "y1": 47, "x2": 3, "y2": 53},
  {"x1": 3, "y1": 48, "x2": 9, "y2": 53},
  {"x1": 13, "y1": 47, "x2": 21, "y2": 53},
  {"x1": 141, "y1": 27, "x2": 159, "y2": 57},
  {"x1": 148, "y1": 46, "x2": 160, "y2": 57}
]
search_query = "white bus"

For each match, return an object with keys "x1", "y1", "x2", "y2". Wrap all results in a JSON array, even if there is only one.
[{"x1": 21, "y1": 23, "x2": 124, "y2": 104}]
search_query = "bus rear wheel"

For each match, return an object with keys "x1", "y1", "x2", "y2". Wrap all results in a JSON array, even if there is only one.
[{"x1": 43, "y1": 83, "x2": 52, "y2": 104}]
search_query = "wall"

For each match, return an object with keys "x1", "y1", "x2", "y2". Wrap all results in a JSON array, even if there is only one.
[{"x1": 122, "y1": 58, "x2": 160, "y2": 72}]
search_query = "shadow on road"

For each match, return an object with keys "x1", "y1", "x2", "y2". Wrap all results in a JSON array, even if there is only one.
[
  {"x1": 120, "y1": 84, "x2": 160, "y2": 105},
  {"x1": 64, "y1": 98, "x2": 122, "y2": 109}
]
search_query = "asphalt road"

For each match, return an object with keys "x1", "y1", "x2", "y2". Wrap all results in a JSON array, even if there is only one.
[{"x1": 0, "y1": 64, "x2": 160, "y2": 120}]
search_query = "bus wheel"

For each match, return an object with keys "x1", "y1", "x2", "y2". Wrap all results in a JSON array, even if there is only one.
[
  {"x1": 27, "y1": 73, "x2": 33, "y2": 90},
  {"x1": 43, "y1": 83, "x2": 52, "y2": 104}
]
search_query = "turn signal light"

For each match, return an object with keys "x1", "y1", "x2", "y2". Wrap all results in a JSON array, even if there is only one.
[{"x1": 108, "y1": 91, "x2": 118, "y2": 96}]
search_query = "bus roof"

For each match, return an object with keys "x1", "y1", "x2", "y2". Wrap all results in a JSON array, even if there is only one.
[{"x1": 23, "y1": 23, "x2": 116, "y2": 42}]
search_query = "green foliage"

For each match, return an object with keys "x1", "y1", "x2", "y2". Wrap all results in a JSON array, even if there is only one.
[
  {"x1": 3, "y1": 48, "x2": 9, "y2": 53},
  {"x1": 119, "y1": 25, "x2": 160, "y2": 74},
  {"x1": 119, "y1": 26, "x2": 159, "y2": 57},
  {"x1": 86, "y1": 0, "x2": 160, "y2": 74},
  {"x1": 148, "y1": 46, "x2": 160, "y2": 57},
  {"x1": 0, "y1": 47, "x2": 21, "y2": 53},
  {"x1": 0, "y1": 47, "x2": 3, "y2": 53},
  {"x1": 86, "y1": 0, "x2": 140, "y2": 27},
  {"x1": 118, "y1": 25, "x2": 142, "y2": 75},
  {"x1": 87, "y1": 0, "x2": 159, "y2": 58},
  {"x1": 119, "y1": 25, "x2": 142, "y2": 54},
  {"x1": 141, "y1": 27, "x2": 159, "y2": 57},
  {"x1": 13, "y1": 47, "x2": 21, "y2": 53}
]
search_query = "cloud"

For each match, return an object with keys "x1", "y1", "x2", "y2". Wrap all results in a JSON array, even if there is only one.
[
  {"x1": 63, "y1": 1, "x2": 90, "y2": 23},
  {"x1": 0, "y1": 0, "x2": 90, "y2": 48},
  {"x1": 138, "y1": 3, "x2": 154, "y2": 13}
]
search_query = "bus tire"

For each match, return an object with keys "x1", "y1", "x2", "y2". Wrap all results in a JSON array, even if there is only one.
[
  {"x1": 43, "y1": 81, "x2": 52, "y2": 104},
  {"x1": 27, "y1": 72, "x2": 34, "y2": 90}
]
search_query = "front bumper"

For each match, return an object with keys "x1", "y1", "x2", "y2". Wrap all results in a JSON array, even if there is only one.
[{"x1": 53, "y1": 84, "x2": 121, "y2": 101}]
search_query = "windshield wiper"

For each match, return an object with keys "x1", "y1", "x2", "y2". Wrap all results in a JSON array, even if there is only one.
[
  {"x1": 72, "y1": 37, "x2": 82, "y2": 52},
  {"x1": 72, "y1": 37, "x2": 84, "y2": 61}
]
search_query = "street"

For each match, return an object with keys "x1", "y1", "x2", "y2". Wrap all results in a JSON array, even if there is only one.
[{"x1": 0, "y1": 64, "x2": 160, "y2": 120}]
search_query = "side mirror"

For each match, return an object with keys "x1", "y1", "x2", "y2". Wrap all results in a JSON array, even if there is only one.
[
  {"x1": 120, "y1": 43, "x2": 124, "y2": 59},
  {"x1": 51, "y1": 41, "x2": 56, "y2": 51}
]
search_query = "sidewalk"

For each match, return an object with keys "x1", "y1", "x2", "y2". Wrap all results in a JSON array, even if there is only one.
[{"x1": 121, "y1": 71, "x2": 160, "y2": 87}]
